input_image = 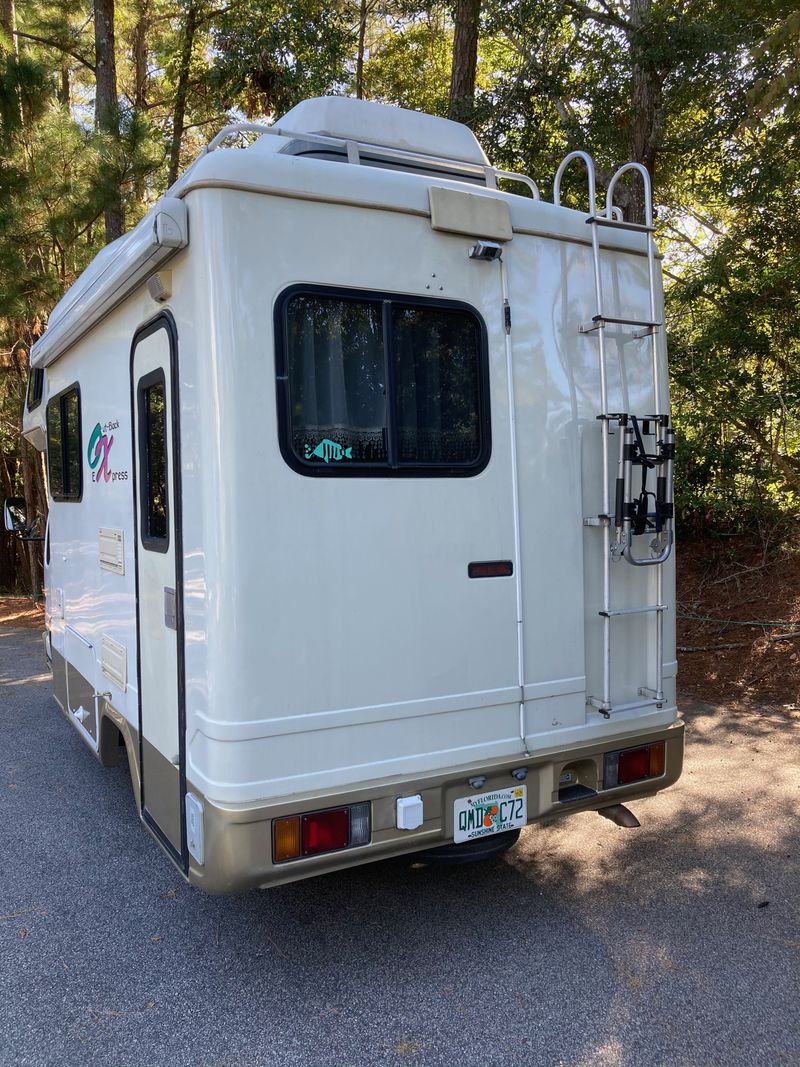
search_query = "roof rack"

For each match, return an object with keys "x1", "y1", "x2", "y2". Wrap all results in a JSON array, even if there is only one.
[{"x1": 186, "y1": 121, "x2": 541, "y2": 200}]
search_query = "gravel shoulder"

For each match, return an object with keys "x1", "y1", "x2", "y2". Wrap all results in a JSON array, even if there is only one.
[{"x1": 1, "y1": 622, "x2": 798, "y2": 1067}]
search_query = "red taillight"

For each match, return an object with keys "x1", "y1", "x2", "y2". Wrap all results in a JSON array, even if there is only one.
[
  {"x1": 273, "y1": 803, "x2": 371, "y2": 864},
  {"x1": 302, "y1": 808, "x2": 350, "y2": 856},
  {"x1": 603, "y1": 741, "x2": 666, "y2": 789},
  {"x1": 618, "y1": 747, "x2": 650, "y2": 785}
]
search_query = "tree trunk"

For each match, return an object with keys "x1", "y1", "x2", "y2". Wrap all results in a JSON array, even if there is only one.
[
  {"x1": 167, "y1": 0, "x2": 199, "y2": 188},
  {"x1": 0, "y1": 445, "x2": 20, "y2": 591},
  {"x1": 448, "y1": 0, "x2": 481, "y2": 126},
  {"x1": 626, "y1": 0, "x2": 663, "y2": 223},
  {"x1": 132, "y1": 0, "x2": 151, "y2": 201},
  {"x1": 58, "y1": 64, "x2": 70, "y2": 108},
  {"x1": 1, "y1": 0, "x2": 17, "y2": 53},
  {"x1": 133, "y1": 0, "x2": 150, "y2": 111},
  {"x1": 94, "y1": 0, "x2": 124, "y2": 241},
  {"x1": 19, "y1": 438, "x2": 43, "y2": 597},
  {"x1": 356, "y1": 0, "x2": 367, "y2": 100}
]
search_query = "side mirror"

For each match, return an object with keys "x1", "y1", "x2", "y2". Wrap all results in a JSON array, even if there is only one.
[{"x1": 3, "y1": 497, "x2": 28, "y2": 535}]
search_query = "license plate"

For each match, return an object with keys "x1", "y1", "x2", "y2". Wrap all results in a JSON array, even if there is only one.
[{"x1": 453, "y1": 785, "x2": 527, "y2": 844}]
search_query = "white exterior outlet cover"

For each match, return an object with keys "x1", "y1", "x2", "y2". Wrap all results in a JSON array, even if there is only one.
[{"x1": 396, "y1": 794, "x2": 424, "y2": 831}]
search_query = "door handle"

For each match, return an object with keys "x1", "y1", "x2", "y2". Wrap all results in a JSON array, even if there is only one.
[{"x1": 164, "y1": 587, "x2": 177, "y2": 630}]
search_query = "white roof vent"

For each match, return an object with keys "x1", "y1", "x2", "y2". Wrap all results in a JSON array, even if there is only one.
[{"x1": 262, "y1": 96, "x2": 490, "y2": 167}]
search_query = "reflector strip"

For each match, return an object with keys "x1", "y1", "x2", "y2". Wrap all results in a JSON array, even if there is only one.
[{"x1": 468, "y1": 560, "x2": 514, "y2": 578}]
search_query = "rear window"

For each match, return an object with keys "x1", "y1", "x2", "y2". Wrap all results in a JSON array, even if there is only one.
[{"x1": 276, "y1": 287, "x2": 489, "y2": 476}]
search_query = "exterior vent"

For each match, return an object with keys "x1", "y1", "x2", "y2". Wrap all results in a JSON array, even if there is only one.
[
  {"x1": 101, "y1": 635, "x2": 127, "y2": 692},
  {"x1": 99, "y1": 527, "x2": 124, "y2": 575}
]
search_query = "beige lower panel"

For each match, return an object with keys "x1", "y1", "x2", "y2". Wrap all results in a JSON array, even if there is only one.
[
  {"x1": 49, "y1": 644, "x2": 142, "y2": 815},
  {"x1": 51, "y1": 646, "x2": 68, "y2": 712},
  {"x1": 141, "y1": 736, "x2": 182, "y2": 852},
  {"x1": 66, "y1": 660, "x2": 97, "y2": 742},
  {"x1": 187, "y1": 719, "x2": 685, "y2": 895},
  {"x1": 99, "y1": 700, "x2": 141, "y2": 811}
]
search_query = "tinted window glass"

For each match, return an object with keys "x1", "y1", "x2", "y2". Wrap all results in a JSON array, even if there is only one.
[
  {"x1": 286, "y1": 295, "x2": 387, "y2": 465},
  {"x1": 392, "y1": 305, "x2": 481, "y2": 465},
  {"x1": 46, "y1": 386, "x2": 81, "y2": 500},
  {"x1": 27, "y1": 367, "x2": 43, "y2": 410},
  {"x1": 46, "y1": 399, "x2": 64, "y2": 498},
  {"x1": 63, "y1": 390, "x2": 81, "y2": 496},
  {"x1": 279, "y1": 289, "x2": 488, "y2": 475},
  {"x1": 140, "y1": 376, "x2": 168, "y2": 545}
]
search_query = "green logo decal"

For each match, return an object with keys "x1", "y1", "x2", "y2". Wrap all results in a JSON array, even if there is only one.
[{"x1": 305, "y1": 439, "x2": 353, "y2": 463}]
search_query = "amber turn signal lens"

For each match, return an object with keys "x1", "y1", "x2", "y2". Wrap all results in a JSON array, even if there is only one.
[
  {"x1": 273, "y1": 816, "x2": 301, "y2": 862},
  {"x1": 649, "y1": 741, "x2": 665, "y2": 777}
]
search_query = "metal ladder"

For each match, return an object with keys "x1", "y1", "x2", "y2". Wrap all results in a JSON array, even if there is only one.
[{"x1": 554, "y1": 152, "x2": 675, "y2": 718}]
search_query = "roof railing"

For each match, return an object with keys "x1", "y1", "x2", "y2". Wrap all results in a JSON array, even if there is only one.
[
  {"x1": 192, "y1": 120, "x2": 541, "y2": 200},
  {"x1": 194, "y1": 121, "x2": 656, "y2": 223}
]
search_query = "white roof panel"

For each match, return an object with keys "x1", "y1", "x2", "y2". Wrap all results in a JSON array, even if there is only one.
[{"x1": 259, "y1": 96, "x2": 490, "y2": 166}]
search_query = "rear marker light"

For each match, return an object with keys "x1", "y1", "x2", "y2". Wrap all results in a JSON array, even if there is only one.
[
  {"x1": 603, "y1": 741, "x2": 666, "y2": 790},
  {"x1": 468, "y1": 561, "x2": 514, "y2": 579},
  {"x1": 273, "y1": 803, "x2": 372, "y2": 864}
]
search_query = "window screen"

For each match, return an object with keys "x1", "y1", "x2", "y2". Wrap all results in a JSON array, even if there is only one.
[
  {"x1": 46, "y1": 386, "x2": 81, "y2": 501},
  {"x1": 138, "y1": 372, "x2": 169, "y2": 549},
  {"x1": 277, "y1": 288, "x2": 489, "y2": 476}
]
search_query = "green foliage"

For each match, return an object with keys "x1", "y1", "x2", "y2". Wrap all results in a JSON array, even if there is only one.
[
  {"x1": 668, "y1": 115, "x2": 800, "y2": 529},
  {"x1": 208, "y1": 0, "x2": 357, "y2": 115},
  {"x1": 1, "y1": 0, "x2": 800, "y2": 582}
]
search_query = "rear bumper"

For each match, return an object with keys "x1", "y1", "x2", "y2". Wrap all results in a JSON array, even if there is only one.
[{"x1": 187, "y1": 718, "x2": 684, "y2": 893}]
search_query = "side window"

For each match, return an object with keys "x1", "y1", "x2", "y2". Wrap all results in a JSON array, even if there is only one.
[
  {"x1": 137, "y1": 371, "x2": 169, "y2": 551},
  {"x1": 285, "y1": 295, "x2": 388, "y2": 466},
  {"x1": 46, "y1": 385, "x2": 82, "y2": 501},
  {"x1": 46, "y1": 399, "x2": 64, "y2": 498},
  {"x1": 27, "y1": 367, "x2": 44, "y2": 411},
  {"x1": 276, "y1": 288, "x2": 489, "y2": 476}
]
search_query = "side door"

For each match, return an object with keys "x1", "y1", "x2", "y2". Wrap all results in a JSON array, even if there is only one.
[{"x1": 131, "y1": 314, "x2": 186, "y2": 868}]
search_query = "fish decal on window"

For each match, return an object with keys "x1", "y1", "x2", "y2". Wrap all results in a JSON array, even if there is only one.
[{"x1": 304, "y1": 439, "x2": 353, "y2": 463}]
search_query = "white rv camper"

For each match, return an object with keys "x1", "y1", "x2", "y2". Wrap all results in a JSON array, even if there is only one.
[{"x1": 7, "y1": 97, "x2": 683, "y2": 893}]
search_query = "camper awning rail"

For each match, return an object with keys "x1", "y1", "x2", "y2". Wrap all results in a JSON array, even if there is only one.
[{"x1": 30, "y1": 199, "x2": 188, "y2": 370}]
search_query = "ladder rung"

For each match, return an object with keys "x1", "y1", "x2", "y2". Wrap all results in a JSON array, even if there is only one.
[
  {"x1": 587, "y1": 696, "x2": 664, "y2": 714},
  {"x1": 592, "y1": 315, "x2": 660, "y2": 328},
  {"x1": 599, "y1": 604, "x2": 666, "y2": 617},
  {"x1": 587, "y1": 216, "x2": 655, "y2": 234}
]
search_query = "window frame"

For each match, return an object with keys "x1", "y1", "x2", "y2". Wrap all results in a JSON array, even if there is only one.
[
  {"x1": 27, "y1": 367, "x2": 44, "y2": 411},
  {"x1": 136, "y1": 367, "x2": 170, "y2": 554},
  {"x1": 274, "y1": 284, "x2": 491, "y2": 478},
  {"x1": 46, "y1": 383, "x2": 82, "y2": 502}
]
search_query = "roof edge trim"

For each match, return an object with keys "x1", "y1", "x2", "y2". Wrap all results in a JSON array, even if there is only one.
[{"x1": 30, "y1": 199, "x2": 188, "y2": 369}]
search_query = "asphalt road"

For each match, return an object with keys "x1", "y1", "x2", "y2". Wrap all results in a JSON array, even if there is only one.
[{"x1": 1, "y1": 621, "x2": 798, "y2": 1067}]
